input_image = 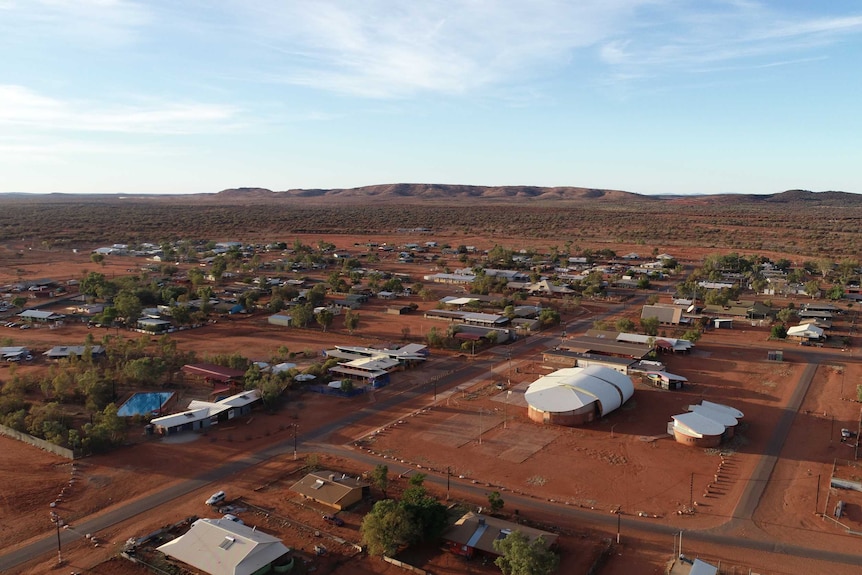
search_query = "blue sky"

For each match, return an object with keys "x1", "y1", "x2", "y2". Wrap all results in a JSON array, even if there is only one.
[{"x1": 1, "y1": 1, "x2": 860, "y2": 195}]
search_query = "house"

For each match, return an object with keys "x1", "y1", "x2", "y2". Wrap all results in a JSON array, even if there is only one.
[
  {"x1": 150, "y1": 390, "x2": 260, "y2": 435},
  {"x1": 1, "y1": 346, "x2": 31, "y2": 361},
  {"x1": 645, "y1": 371, "x2": 688, "y2": 390},
  {"x1": 158, "y1": 518, "x2": 291, "y2": 575},
  {"x1": 18, "y1": 309, "x2": 65, "y2": 323},
  {"x1": 542, "y1": 348, "x2": 634, "y2": 373},
  {"x1": 442, "y1": 512, "x2": 558, "y2": 558},
  {"x1": 787, "y1": 323, "x2": 825, "y2": 342},
  {"x1": 267, "y1": 313, "x2": 292, "y2": 327},
  {"x1": 289, "y1": 470, "x2": 369, "y2": 510},
  {"x1": 641, "y1": 303, "x2": 684, "y2": 325},
  {"x1": 136, "y1": 317, "x2": 172, "y2": 333},
  {"x1": 44, "y1": 345, "x2": 105, "y2": 359}
]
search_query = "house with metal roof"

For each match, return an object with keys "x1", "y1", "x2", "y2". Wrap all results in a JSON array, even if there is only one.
[
  {"x1": 442, "y1": 512, "x2": 558, "y2": 558},
  {"x1": 787, "y1": 323, "x2": 825, "y2": 341},
  {"x1": 150, "y1": 390, "x2": 260, "y2": 435},
  {"x1": 158, "y1": 518, "x2": 291, "y2": 575},
  {"x1": 43, "y1": 345, "x2": 105, "y2": 359},
  {"x1": 18, "y1": 309, "x2": 65, "y2": 322},
  {"x1": 290, "y1": 470, "x2": 369, "y2": 510}
]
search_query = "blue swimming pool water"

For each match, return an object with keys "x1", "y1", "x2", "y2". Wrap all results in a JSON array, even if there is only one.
[{"x1": 117, "y1": 392, "x2": 175, "y2": 417}]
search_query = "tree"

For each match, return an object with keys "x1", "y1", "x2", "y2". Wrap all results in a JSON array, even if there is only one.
[
  {"x1": 804, "y1": 280, "x2": 821, "y2": 299},
  {"x1": 493, "y1": 531, "x2": 560, "y2": 575},
  {"x1": 488, "y1": 491, "x2": 504, "y2": 514},
  {"x1": 344, "y1": 310, "x2": 360, "y2": 334},
  {"x1": 291, "y1": 304, "x2": 313, "y2": 328},
  {"x1": 90, "y1": 253, "x2": 105, "y2": 266},
  {"x1": 370, "y1": 464, "x2": 389, "y2": 499},
  {"x1": 615, "y1": 317, "x2": 635, "y2": 332},
  {"x1": 316, "y1": 309, "x2": 334, "y2": 332},
  {"x1": 771, "y1": 324, "x2": 788, "y2": 339},
  {"x1": 210, "y1": 255, "x2": 227, "y2": 282},
  {"x1": 360, "y1": 499, "x2": 415, "y2": 556},
  {"x1": 113, "y1": 290, "x2": 143, "y2": 326},
  {"x1": 640, "y1": 316, "x2": 659, "y2": 336}
]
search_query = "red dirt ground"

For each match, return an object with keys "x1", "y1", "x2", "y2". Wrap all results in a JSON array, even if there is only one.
[{"x1": 2, "y1": 238, "x2": 862, "y2": 574}]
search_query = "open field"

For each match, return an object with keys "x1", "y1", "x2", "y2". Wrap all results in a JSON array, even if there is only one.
[{"x1": 2, "y1": 193, "x2": 862, "y2": 574}]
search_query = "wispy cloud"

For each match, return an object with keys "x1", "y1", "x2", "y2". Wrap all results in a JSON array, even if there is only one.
[
  {"x1": 222, "y1": 1, "x2": 862, "y2": 97},
  {"x1": 0, "y1": 85, "x2": 240, "y2": 134},
  {"x1": 0, "y1": 0, "x2": 151, "y2": 47},
  {"x1": 233, "y1": 0, "x2": 651, "y2": 98}
]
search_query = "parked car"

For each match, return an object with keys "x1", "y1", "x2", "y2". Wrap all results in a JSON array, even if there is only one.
[
  {"x1": 222, "y1": 514, "x2": 244, "y2": 524},
  {"x1": 205, "y1": 491, "x2": 226, "y2": 506},
  {"x1": 322, "y1": 514, "x2": 344, "y2": 526}
]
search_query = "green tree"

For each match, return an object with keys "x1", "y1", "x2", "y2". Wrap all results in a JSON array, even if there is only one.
[
  {"x1": 370, "y1": 464, "x2": 389, "y2": 499},
  {"x1": 804, "y1": 280, "x2": 821, "y2": 299},
  {"x1": 488, "y1": 491, "x2": 505, "y2": 514},
  {"x1": 771, "y1": 324, "x2": 788, "y2": 339},
  {"x1": 210, "y1": 255, "x2": 227, "y2": 282},
  {"x1": 113, "y1": 290, "x2": 143, "y2": 326},
  {"x1": 316, "y1": 309, "x2": 334, "y2": 332},
  {"x1": 615, "y1": 317, "x2": 635, "y2": 332},
  {"x1": 360, "y1": 499, "x2": 415, "y2": 556},
  {"x1": 344, "y1": 310, "x2": 360, "y2": 334},
  {"x1": 291, "y1": 304, "x2": 313, "y2": 328},
  {"x1": 640, "y1": 316, "x2": 659, "y2": 336},
  {"x1": 493, "y1": 531, "x2": 560, "y2": 575},
  {"x1": 90, "y1": 253, "x2": 105, "y2": 266}
]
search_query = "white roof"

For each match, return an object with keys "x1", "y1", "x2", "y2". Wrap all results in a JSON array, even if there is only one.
[
  {"x1": 646, "y1": 371, "x2": 688, "y2": 382},
  {"x1": 271, "y1": 362, "x2": 297, "y2": 373},
  {"x1": 787, "y1": 323, "x2": 824, "y2": 338},
  {"x1": 152, "y1": 390, "x2": 260, "y2": 429},
  {"x1": 158, "y1": 518, "x2": 289, "y2": 575},
  {"x1": 19, "y1": 309, "x2": 62, "y2": 320},
  {"x1": 701, "y1": 400, "x2": 744, "y2": 419},
  {"x1": 525, "y1": 365, "x2": 634, "y2": 416},
  {"x1": 445, "y1": 297, "x2": 479, "y2": 306},
  {"x1": 614, "y1": 332, "x2": 693, "y2": 351},
  {"x1": 689, "y1": 404, "x2": 738, "y2": 427},
  {"x1": 672, "y1": 412, "x2": 726, "y2": 438}
]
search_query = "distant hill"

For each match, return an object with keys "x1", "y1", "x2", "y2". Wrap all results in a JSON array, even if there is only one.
[
  {"x1": 0, "y1": 185, "x2": 858, "y2": 206},
  {"x1": 215, "y1": 183, "x2": 649, "y2": 203}
]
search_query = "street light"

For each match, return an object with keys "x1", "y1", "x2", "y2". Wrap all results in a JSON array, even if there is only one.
[{"x1": 504, "y1": 389, "x2": 512, "y2": 429}]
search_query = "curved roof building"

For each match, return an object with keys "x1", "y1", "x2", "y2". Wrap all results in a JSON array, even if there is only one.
[
  {"x1": 669, "y1": 400, "x2": 744, "y2": 447},
  {"x1": 524, "y1": 365, "x2": 634, "y2": 426}
]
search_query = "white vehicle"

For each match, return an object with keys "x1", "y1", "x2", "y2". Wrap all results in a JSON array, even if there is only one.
[
  {"x1": 205, "y1": 491, "x2": 226, "y2": 506},
  {"x1": 222, "y1": 514, "x2": 244, "y2": 524}
]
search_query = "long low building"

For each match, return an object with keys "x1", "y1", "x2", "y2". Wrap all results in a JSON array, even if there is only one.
[
  {"x1": 150, "y1": 390, "x2": 260, "y2": 435},
  {"x1": 524, "y1": 365, "x2": 634, "y2": 426}
]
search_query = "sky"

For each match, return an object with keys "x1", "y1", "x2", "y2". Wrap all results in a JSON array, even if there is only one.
[{"x1": 1, "y1": 1, "x2": 861, "y2": 196}]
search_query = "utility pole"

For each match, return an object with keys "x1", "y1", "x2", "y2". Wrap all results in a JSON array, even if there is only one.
[
  {"x1": 447, "y1": 466, "x2": 451, "y2": 501},
  {"x1": 616, "y1": 512, "x2": 621, "y2": 544},
  {"x1": 504, "y1": 390, "x2": 511, "y2": 429},
  {"x1": 689, "y1": 472, "x2": 694, "y2": 508},
  {"x1": 293, "y1": 424, "x2": 298, "y2": 461},
  {"x1": 815, "y1": 473, "x2": 821, "y2": 515},
  {"x1": 478, "y1": 408, "x2": 483, "y2": 445}
]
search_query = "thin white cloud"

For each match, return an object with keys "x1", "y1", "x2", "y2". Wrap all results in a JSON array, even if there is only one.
[
  {"x1": 232, "y1": 0, "x2": 654, "y2": 98},
  {"x1": 0, "y1": 0, "x2": 151, "y2": 47},
  {"x1": 220, "y1": 1, "x2": 862, "y2": 97},
  {"x1": 0, "y1": 85, "x2": 240, "y2": 134}
]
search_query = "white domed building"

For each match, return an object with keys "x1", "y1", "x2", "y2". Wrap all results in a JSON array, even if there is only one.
[{"x1": 524, "y1": 365, "x2": 635, "y2": 426}]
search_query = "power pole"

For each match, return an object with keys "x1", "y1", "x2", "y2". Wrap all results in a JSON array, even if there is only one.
[
  {"x1": 446, "y1": 466, "x2": 451, "y2": 501},
  {"x1": 293, "y1": 424, "x2": 298, "y2": 461},
  {"x1": 815, "y1": 473, "x2": 821, "y2": 515},
  {"x1": 689, "y1": 472, "x2": 694, "y2": 508}
]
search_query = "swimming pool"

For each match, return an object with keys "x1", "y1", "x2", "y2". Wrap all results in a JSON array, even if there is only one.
[{"x1": 117, "y1": 392, "x2": 175, "y2": 417}]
